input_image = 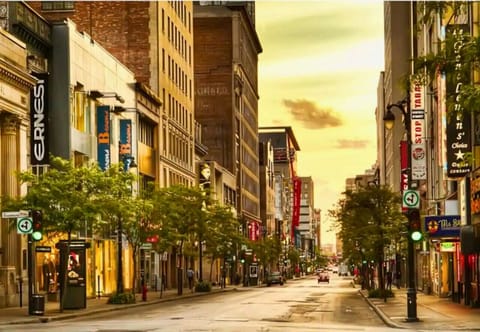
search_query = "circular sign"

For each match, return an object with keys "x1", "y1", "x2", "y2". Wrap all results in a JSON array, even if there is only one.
[
  {"x1": 17, "y1": 217, "x2": 33, "y2": 234},
  {"x1": 403, "y1": 190, "x2": 420, "y2": 208}
]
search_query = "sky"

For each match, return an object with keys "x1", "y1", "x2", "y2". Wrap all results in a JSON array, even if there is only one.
[{"x1": 255, "y1": 1, "x2": 385, "y2": 245}]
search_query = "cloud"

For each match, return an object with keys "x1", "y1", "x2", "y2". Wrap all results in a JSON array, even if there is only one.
[
  {"x1": 282, "y1": 99, "x2": 342, "y2": 129},
  {"x1": 336, "y1": 139, "x2": 370, "y2": 149}
]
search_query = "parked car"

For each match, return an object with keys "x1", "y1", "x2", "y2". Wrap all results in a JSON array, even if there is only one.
[
  {"x1": 266, "y1": 271, "x2": 284, "y2": 286},
  {"x1": 317, "y1": 272, "x2": 330, "y2": 284}
]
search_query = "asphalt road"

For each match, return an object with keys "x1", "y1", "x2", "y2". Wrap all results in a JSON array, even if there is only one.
[{"x1": 1, "y1": 274, "x2": 391, "y2": 332}]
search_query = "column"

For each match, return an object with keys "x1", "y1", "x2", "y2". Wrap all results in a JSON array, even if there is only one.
[{"x1": 1, "y1": 113, "x2": 19, "y2": 267}]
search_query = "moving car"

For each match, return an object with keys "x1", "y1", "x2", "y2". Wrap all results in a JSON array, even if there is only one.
[
  {"x1": 267, "y1": 271, "x2": 284, "y2": 286},
  {"x1": 317, "y1": 272, "x2": 330, "y2": 284}
]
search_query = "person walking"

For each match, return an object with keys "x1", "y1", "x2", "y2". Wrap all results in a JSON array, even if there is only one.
[
  {"x1": 187, "y1": 267, "x2": 194, "y2": 292},
  {"x1": 386, "y1": 271, "x2": 392, "y2": 290}
]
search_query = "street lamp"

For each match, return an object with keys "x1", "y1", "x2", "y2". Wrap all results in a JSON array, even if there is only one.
[{"x1": 384, "y1": 95, "x2": 418, "y2": 322}]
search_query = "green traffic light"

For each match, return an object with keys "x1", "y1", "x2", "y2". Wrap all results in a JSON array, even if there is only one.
[
  {"x1": 411, "y1": 231, "x2": 422, "y2": 242},
  {"x1": 32, "y1": 231, "x2": 43, "y2": 241}
]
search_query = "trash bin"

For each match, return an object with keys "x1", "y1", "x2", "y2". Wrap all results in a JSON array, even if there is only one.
[{"x1": 29, "y1": 294, "x2": 45, "y2": 315}]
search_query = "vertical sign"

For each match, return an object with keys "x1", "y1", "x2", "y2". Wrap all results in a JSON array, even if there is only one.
[
  {"x1": 30, "y1": 73, "x2": 49, "y2": 165},
  {"x1": 446, "y1": 25, "x2": 471, "y2": 177},
  {"x1": 119, "y1": 119, "x2": 132, "y2": 171},
  {"x1": 96, "y1": 106, "x2": 110, "y2": 171},
  {"x1": 291, "y1": 177, "x2": 301, "y2": 241},
  {"x1": 400, "y1": 140, "x2": 408, "y2": 212},
  {"x1": 436, "y1": 69, "x2": 447, "y2": 170},
  {"x1": 410, "y1": 82, "x2": 427, "y2": 180}
]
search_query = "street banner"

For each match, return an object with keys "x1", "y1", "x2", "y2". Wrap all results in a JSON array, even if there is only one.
[
  {"x1": 119, "y1": 119, "x2": 132, "y2": 170},
  {"x1": 97, "y1": 105, "x2": 110, "y2": 171},
  {"x1": 410, "y1": 81, "x2": 427, "y2": 180}
]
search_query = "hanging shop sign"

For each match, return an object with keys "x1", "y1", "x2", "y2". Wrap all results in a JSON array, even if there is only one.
[
  {"x1": 446, "y1": 25, "x2": 472, "y2": 177},
  {"x1": 410, "y1": 81, "x2": 427, "y2": 180},
  {"x1": 425, "y1": 215, "x2": 461, "y2": 238}
]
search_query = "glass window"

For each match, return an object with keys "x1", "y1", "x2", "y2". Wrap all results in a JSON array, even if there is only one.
[{"x1": 41, "y1": 1, "x2": 74, "y2": 11}]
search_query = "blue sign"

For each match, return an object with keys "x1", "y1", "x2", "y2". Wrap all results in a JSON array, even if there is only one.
[
  {"x1": 424, "y1": 215, "x2": 461, "y2": 238},
  {"x1": 96, "y1": 106, "x2": 110, "y2": 171},
  {"x1": 119, "y1": 119, "x2": 132, "y2": 171}
]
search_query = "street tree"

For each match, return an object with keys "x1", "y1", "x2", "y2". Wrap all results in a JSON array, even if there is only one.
[
  {"x1": 329, "y1": 185, "x2": 404, "y2": 292},
  {"x1": 152, "y1": 184, "x2": 205, "y2": 295},
  {"x1": 14, "y1": 156, "x2": 104, "y2": 312},
  {"x1": 94, "y1": 163, "x2": 136, "y2": 295},
  {"x1": 201, "y1": 204, "x2": 241, "y2": 283},
  {"x1": 122, "y1": 182, "x2": 157, "y2": 294}
]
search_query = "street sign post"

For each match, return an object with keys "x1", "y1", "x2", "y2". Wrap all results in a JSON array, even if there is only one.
[
  {"x1": 2, "y1": 211, "x2": 29, "y2": 219},
  {"x1": 402, "y1": 190, "x2": 420, "y2": 209},
  {"x1": 17, "y1": 217, "x2": 33, "y2": 234}
]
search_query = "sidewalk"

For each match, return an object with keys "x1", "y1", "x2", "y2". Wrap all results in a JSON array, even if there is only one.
[
  {"x1": 0, "y1": 285, "x2": 236, "y2": 326},
  {"x1": 359, "y1": 285, "x2": 480, "y2": 330}
]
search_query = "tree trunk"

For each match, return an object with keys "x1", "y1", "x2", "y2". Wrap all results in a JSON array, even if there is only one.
[
  {"x1": 209, "y1": 255, "x2": 214, "y2": 283},
  {"x1": 177, "y1": 241, "x2": 183, "y2": 295},
  {"x1": 132, "y1": 246, "x2": 137, "y2": 294}
]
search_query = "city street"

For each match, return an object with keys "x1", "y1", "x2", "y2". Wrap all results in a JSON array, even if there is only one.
[{"x1": 0, "y1": 275, "x2": 387, "y2": 332}]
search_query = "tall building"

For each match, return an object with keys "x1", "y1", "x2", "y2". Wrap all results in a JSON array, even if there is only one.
[
  {"x1": 28, "y1": 1, "x2": 196, "y2": 188},
  {"x1": 382, "y1": 1, "x2": 412, "y2": 192},
  {"x1": 259, "y1": 127, "x2": 301, "y2": 246},
  {"x1": 27, "y1": 0, "x2": 196, "y2": 292},
  {"x1": 298, "y1": 176, "x2": 315, "y2": 261},
  {"x1": 259, "y1": 139, "x2": 275, "y2": 237},
  {"x1": 193, "y1": 2, "x2": 263, "y2": 232},
  {"x1": 0, "y1": 7, "x2": 37, "y2": 306}
]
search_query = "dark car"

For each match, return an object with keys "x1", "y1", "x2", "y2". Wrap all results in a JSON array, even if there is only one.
[{"x1": 267, "y1": 271, "x2": 284, "y2": 286}]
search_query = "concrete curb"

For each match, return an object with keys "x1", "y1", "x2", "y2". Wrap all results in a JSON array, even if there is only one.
[{"x1": 358, "y1": 289, "x2": 406, "y2": 329}]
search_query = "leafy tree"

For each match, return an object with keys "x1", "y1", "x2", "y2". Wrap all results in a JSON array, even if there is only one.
[
  {"x1": 14, "y1": 156, "x2": 104, "y2": 312},
  {"x1": 95, "y1": 163, "x2": 136, "y2": 295},
  {"x1": 152, "y1": 184, "x2": 206, "y2": 295},
  {"x1": 122, "y1": 182, "x2": 156, "y2": 294},
  {"x1": 329, "y1": 185, "x2": 404, "y2": 291},
  {"x1": 413, "y1": 2, "x2": 477, "y2": 118},
  {"x1": 201, "y1": 204, "x2": 241, "y2": 282},
  {"x1": 250, "y1": 236, "x2": 282, "y2": 274}
]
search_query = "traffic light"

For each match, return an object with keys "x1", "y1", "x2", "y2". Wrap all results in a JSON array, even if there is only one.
[
  {"x1": 408, "y1": 208, "x2": 423, "y2": 242},
  {"x1": 240, "y1": 250, "x2": 245, "y2": 264},
  {"x1": 31, "y1": 210, "x2": 43, "y2": 241}
]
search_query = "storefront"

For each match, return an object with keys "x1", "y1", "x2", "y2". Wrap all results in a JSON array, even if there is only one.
[{"x1": 425, "y1": 215, "x2": 461, "y2": 298}]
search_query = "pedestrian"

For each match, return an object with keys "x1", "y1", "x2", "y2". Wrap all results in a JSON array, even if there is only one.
[
  {"x1": 396, "y1": 270, "x2": 401, "y2": 289},
  {"x1": 187, "y1": 267, "x2": 194, "y2": 291},
  {"x1": 386, "y1": 271, "x2": 392, "y2": 290}
]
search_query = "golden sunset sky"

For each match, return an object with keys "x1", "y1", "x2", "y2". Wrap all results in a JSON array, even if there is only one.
[{"x1": 255, "y1": 0, "x2": 385, "y2": 244}]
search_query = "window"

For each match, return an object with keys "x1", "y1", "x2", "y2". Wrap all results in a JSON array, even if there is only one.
[
  {"x1": 41, "y1": 1, "x2": 74, "y2": 11},
  {"x1": 71, "y1": 88, "x2": 87, "y2": 132}
]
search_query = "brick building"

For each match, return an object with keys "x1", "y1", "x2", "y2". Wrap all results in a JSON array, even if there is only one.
[{"x1": 193, "y1": 2, "x2": 263, "y2": 232}]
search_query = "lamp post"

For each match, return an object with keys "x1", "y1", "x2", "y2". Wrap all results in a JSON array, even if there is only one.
[
  {"x1": 384, "y1": 94, "x2": 418, "y2": 322},
  {"x1": 116, "y1": 154, "x2": 137, "y2": 294}
]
